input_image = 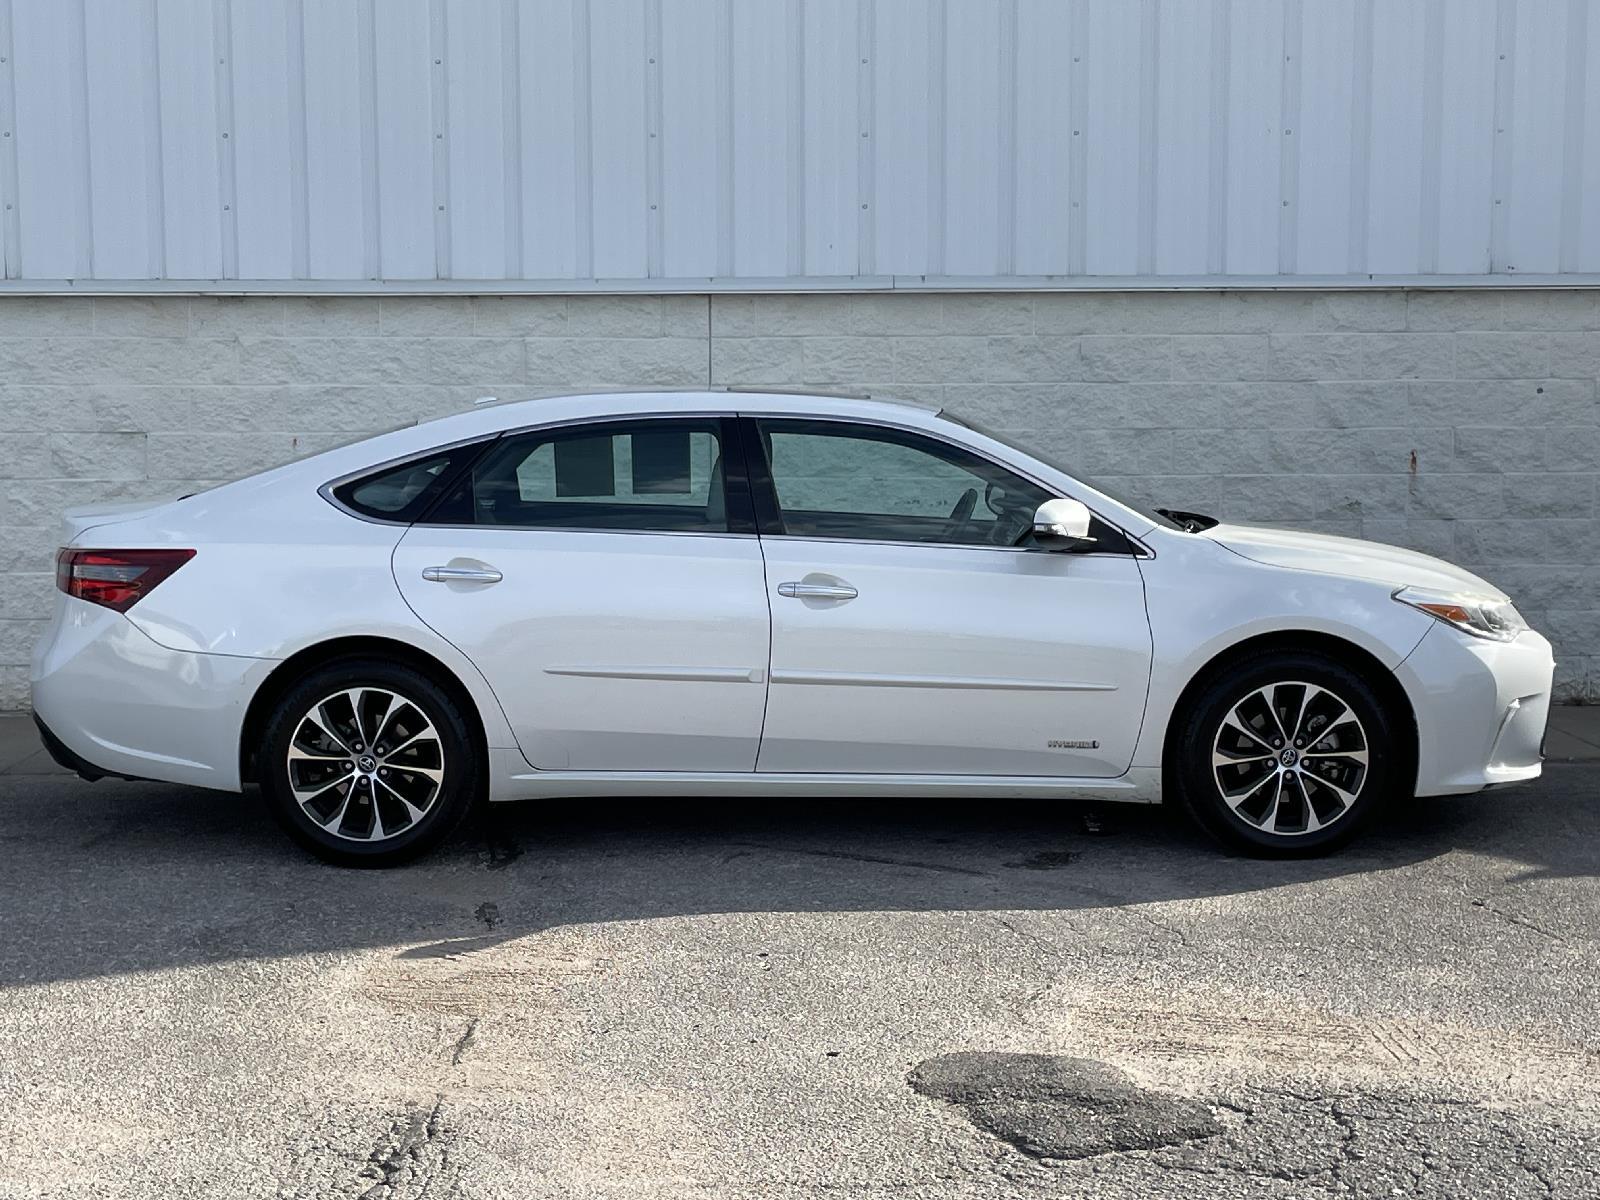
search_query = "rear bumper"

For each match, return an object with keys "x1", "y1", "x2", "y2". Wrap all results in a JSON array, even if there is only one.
[
  {"x1": 33, "y1": 712, "x2": 152, "y2": 782},
  {"x1": 1396, "y1": 624, "x2": 1555, "y2": 796},
  {"x1": 30, "y1": 598, "x2": 272, "y2": 792}
]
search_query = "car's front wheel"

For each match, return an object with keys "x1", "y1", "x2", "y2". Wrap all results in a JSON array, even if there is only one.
[
  {"x1": 260, "y1": 660, "x2": 479, "y2": 866},
  {"x1": 1172, "y1": 651, "x2": 1399, "y2": 856}
]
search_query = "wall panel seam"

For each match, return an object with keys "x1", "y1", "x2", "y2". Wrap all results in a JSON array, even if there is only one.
[
  {"x1": 1136, "y1": 0, "x2": 1158, "y2": 276},
  {"x1": 287, "y1": 0, "x2": 310, "y2": 279},
  {"x1": 996, "y1": 0, "x2": 1017, "y2": 278},
  {"x1": 856, "y1": 0, "x2": 876, "y2": 279},
  {"x1": 1205, "y1": 0, "x2": 1230, "y2": 277},
  {"x1": 644, "y1": 0, "x2": 663, "y2": 279},
  {"x1": 572, "y1": 0, "x2": 593, "y2": 279},
  {"x1": 212, "y1": 0, "x2": 238, "y2": 279},
  {"x1": 142, "y1": 0, "x2": 167, "y2": 279},
  {"x1": 71, "y1": 0, "x2": 93, "y2": 278},
  {"x1": 1347, "y1": 0, "x2": 1374, "y2": 276},
  {"x1": 926, "y1": 0, "x2": 946, "y2": 278},
  {"x1": 0, "y1": 0, "x2": 16, "y2": 278},
  {"x1": 1489, "y1": 0, "x2": 1516, "y2": 272},
  {"x1": 428, "y1": 0, "x2": 450, "y2": 280},
  {"x1": 502, "y1": 0, "x2": 523, "y2": 280},
  {"x1": 1417, "y1": 0, "x2": 1445, "y2": 277},
  {"x1": 356, "y1": 0, "x2": 380, "y2": 279},
  {"x1": 1558, "y1": 0, "x2": 1588, "y2": 274},
  {"x1": 1276, "y1": 0, "x2": 1302, "y2": 275}
]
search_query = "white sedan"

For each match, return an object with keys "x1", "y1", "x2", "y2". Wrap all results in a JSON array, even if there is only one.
[{"x1": 32, "y1": 391, "x2": 1553, "y2": 866}]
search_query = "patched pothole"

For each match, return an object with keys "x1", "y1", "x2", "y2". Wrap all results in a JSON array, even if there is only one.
[{"x1": 910, "y1": 1052, "x2": 1221, "y2": 1161}]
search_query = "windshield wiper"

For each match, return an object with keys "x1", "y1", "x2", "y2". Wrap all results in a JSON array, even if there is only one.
[{"x1": 1156, "y1": 507, "x2": 1218, "y2": 533}]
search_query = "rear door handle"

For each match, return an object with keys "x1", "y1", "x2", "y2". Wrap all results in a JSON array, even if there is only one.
[
  {"x1": 422, "y1": 565, "x2": 503, "y2": 584},
  {"x1": 777, "y1": 581, "x2": 858, "y2": 601}
]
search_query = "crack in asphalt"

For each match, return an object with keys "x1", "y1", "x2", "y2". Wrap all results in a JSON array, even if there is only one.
[
  {"x1": 450, "y1": 1018, "x2": 479, "y2": 1068},
  {"x1": 358, "y1": 1095, "x2": 455, "y2": 1200},
  {"x1": 733, "y1": 843, "x2": 989, "y2": 877},
  {"x1": 1474, "y1": 897, "x2": 1568, "y2": 943},
  {"x1": 1132, "y1": 908, "x2": 1193, "y2": 948}
]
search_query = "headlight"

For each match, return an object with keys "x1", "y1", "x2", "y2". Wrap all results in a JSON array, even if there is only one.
[{"x1": 1393, "y1": 586, "x2": 1527, "y2": 642}]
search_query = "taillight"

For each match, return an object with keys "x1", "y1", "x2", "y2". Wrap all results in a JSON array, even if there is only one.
[{"x1": 55, "y1": 548, "x2": 196, "y2": 612}]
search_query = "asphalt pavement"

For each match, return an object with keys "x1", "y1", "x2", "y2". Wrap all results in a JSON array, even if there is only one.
[{"x1": 1, "y1": 712, "x2": 1598, "y2": 1198}]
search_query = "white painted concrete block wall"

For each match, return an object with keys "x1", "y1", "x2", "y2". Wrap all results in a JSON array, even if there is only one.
[{"x1": 1, "y1": 289, "x2": 1596, "y2": 708}]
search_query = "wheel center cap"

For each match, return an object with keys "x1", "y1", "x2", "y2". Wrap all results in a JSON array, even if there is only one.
[
  {"x1": 1279, "y1": 747, "x2": 1299, "y2": 768},
  {"x1": 358, "y1": 755, "x2": 377, "y2": 773}
]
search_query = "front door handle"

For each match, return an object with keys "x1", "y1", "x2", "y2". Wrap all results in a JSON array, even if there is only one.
[
  {"x1": 777, "y1": 581, "x2": 858, "y2": 601},
  {"x1": 422, "y1": 565, "x2": 503, "y2": 584}
]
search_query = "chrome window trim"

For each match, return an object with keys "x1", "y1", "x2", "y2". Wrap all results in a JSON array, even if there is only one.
[
  {"x1": 387, "y1": 523, "x2": 759, "y2": 541},
  {"x1": 317, "y1": 405, "x2": 1154, "y2": 558}
]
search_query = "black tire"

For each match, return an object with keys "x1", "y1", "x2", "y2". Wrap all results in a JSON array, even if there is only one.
[
  {"x1": 259, "y1": 658, "x2": 480, "y2": 867},
  {"x1": 1170, "y1": 650, "x2": 1399, "y2": 857}
]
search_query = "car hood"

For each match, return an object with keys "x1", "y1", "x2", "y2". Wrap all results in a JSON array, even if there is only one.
[{"x1": 1202, "y1": 523, "x2": 1507, "y2": 599}]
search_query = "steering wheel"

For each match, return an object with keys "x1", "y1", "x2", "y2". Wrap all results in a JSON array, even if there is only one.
[
  {"x1": 984, "y1": 480, "x2": 1037, "y2": 546},
  {"x1": 941, "y1": 488, "x2": 978, "y2": 542}
]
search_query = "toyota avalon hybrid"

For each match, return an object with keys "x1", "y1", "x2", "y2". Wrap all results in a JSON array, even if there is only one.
[{"x1": 32, "y1": 391, "x2": 1553, "y2": 865}]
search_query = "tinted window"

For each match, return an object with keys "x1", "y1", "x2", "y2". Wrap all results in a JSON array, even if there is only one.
[
  {"x1": 437, "y1": 419, "x2": 744, "y2": 533},
  {"x1": 332, "y1": 448, "x2": 475, "y2": 523},
  {"x1": 751, "y1": 419, "x2": 1055, "y2": 547}
]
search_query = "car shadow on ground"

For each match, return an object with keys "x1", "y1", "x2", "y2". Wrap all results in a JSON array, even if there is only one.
[{"x1": 1, "y1": 764, "x2": 1594, "y2": 987}]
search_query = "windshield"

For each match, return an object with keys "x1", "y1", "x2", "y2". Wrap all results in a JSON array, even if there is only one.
[{"x1": 939, "y1": 408, "x2": 1188, "y2": 531}]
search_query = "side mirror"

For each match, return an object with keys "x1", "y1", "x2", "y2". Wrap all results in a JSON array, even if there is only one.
[{"x1": 1031, "y1": 497, "x2": 1096, "y2": 551}]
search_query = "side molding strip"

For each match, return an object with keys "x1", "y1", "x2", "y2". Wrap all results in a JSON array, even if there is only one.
[
  {"x1": 769, "y1": 669, "x2": 1115, "y2": 692},
  {"x1": 545, "y1": 665, "x2": 765, "y2": 684}
]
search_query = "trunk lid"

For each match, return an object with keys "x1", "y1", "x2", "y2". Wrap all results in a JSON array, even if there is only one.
[{"x1": 58, "y1": 496, "x2": 186, "y2": 546}]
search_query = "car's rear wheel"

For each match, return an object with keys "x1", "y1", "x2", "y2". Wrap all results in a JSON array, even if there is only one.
[
  {"x1": 1172, "y1": 651, "x2": 1398, "y2": 856},
  {"x1": 260, "y1": 660, "x2": 479, "y2": 866}
]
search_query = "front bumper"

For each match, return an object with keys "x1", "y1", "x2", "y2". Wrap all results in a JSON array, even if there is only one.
[
  {"x1": 30, "y1": 598, "x2": 273, "y2": 793},
  {"x1": 1395, "y1": 623, "x2": 1555, "y2": 796}
]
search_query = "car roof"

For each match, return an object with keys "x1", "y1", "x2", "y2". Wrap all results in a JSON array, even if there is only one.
[
  {"x1": 271, "y1": 389, "x2": 959, "y2": 498},
  {"x1": 422, "y1": 389, "x2": 944, "y2": 439}
]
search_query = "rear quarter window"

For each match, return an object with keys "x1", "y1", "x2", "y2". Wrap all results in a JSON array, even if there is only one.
[{"x1": 329, "y1": 444, "x2": 487, "y2": 523}]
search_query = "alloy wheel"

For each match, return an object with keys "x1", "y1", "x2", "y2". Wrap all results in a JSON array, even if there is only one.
[
  {"x1": 1210, "y1": 680, "x2": 1369, "y2": 837},
  {"x1": 285, "y1": 687, "x2": 445, "y2": 843}
]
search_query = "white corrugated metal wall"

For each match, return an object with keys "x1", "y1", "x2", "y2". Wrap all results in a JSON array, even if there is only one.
[{"x1": 0, "y1": 0, "x2": 1596, "y2": 289}]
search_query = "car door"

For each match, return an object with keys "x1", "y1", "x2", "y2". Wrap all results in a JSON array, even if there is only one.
[
  {"x1": 744, "y1": 416, "x2": 1153, "y2": 777},
  {"x1": 390, "y1": 415, "x2": 771, "y2": 772}
]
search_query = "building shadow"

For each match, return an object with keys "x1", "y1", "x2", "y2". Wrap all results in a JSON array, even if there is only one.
[{"x1": 1, "y1": 765, "x2": 1593, "y2": 988}]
